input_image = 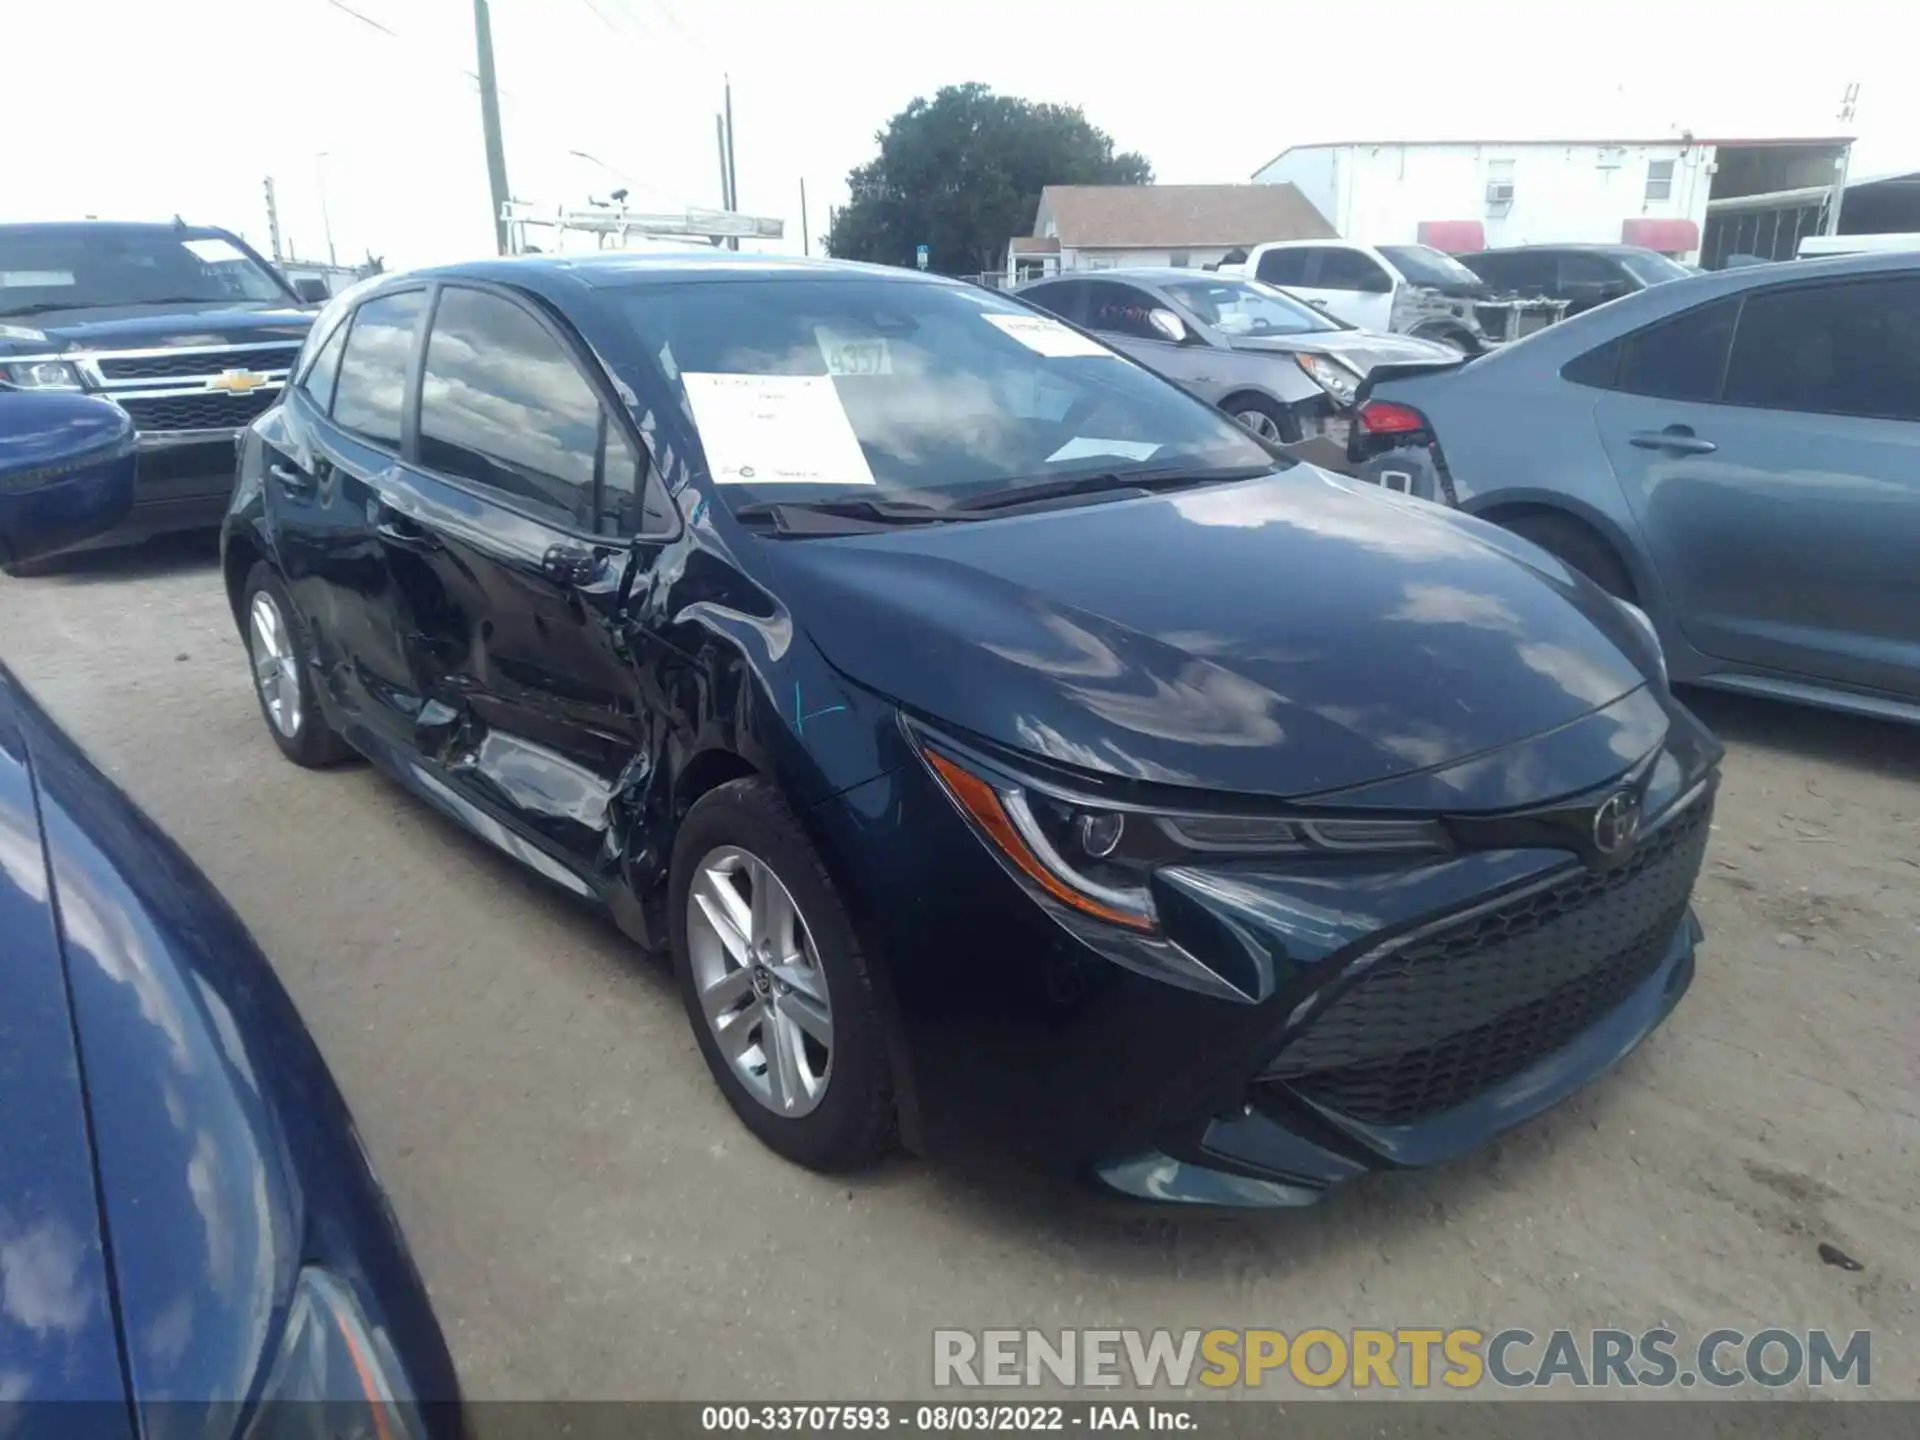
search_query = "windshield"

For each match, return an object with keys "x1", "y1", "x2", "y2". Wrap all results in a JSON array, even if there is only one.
[
  {"x1": 0, "y1": 228, "x2": 289, "y2": 315},
  {"x1": 1162, "y1": 277, "x2": 1341, "y2": 337},
  {"x1": 1378, "y1": 244, "x2": 1486, "y2": 288},
  {"x1": 624, "y1": 277, "x2": 1276, "y2": 511},
  {"x1": 1616, "y1": 250, "x2": 1690, "y2": 285}
]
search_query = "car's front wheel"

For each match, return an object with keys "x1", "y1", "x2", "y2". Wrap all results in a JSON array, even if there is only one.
[
  {"x1": 241, "y1": 562, "x2": 355, "y2": 768},
  {"x1": 670, "y1": 777, "x2": 896, "y2": 1172}
]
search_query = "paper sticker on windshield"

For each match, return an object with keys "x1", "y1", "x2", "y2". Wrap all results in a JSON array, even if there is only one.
[
  {"x1": 682, "y1": 373, "x2": 876, "y2": 486},
  {"x1": 182, "y1": 237, "x2": 248, "y2": 265},
  {"x1": 814, "y1": 327, "x2": 893, "y2": 376},
  {"x1": 983, "y1": 312, "x2": 1113, "y2": 358},
  {"x1": 1, "y1": 271, "x2": 75, "y2": 288},
  {"x1": 1047, "y1": 438, "x2": 1162, "y2": 464}
]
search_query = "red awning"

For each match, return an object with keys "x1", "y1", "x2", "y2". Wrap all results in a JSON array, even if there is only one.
[
  {"x1": 1621, "y1": 217, "x2": 1700, "y2": 253},
  {"x1": 1417, "y1": 220, "x2": 1486, "y2": 252}
]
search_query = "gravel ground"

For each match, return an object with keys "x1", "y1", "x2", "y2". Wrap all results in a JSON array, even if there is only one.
[{"x1": 2, "y1": 532, "x2": 1914, "y2": 1402}]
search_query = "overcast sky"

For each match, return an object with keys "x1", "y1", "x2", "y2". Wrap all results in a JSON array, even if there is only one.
[{"x1": 8, "y1": 0, "x2": 1915, "y2": 268}]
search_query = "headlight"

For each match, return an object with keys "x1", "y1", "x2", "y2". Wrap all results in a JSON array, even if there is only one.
[
  {"x1": 1, "y1": 359, "x2": 84, "y2": 391},
  {"x1": 243, "y1": 1268, "x2": 422, "y2": 1440},
  {"x1": 916, "y1": 732, "x2": 1448, "y2": 932},
  {"x1": 1293, "y1": 352, "x2": 1361, "y2": 408},
  {"x1": 1613, "y1": 597, "x2": 1667, "y2": 687}
]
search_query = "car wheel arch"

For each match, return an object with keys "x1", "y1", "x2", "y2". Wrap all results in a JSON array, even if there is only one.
[
  {"x1": 1469, "y1": 497, "x2": 1649, "y2": 601},
  {"x1": 222, "y1": 527, "x2": 270, "y2": 633}
]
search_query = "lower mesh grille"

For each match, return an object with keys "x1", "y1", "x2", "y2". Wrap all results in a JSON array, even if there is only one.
[
  {"x1": 1257, "y1": 796, "x2": 1711, "y2": 1126},
  {"x1": 120, "y1": 390, "x2": 277, "y2": 432}
]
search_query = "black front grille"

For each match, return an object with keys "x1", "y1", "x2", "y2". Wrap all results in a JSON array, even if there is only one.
[
  {"x1": 1257, "y1": 796, "x2": 1711, "y2": 1127},
  {"x1": 120, "y1": 390, "x2": 277, "y2": 432},
  {"x1": 97, "y1": 346, "x2": 299, "y2": 380}
]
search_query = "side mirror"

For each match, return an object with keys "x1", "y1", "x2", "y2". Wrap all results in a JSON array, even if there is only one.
[
  {"x1": 292, "y1": 276, "x2": 331, "y2": 304},
  {"x1": 1148, "y1": 308, "x2": 1189, "y2": 343},
  {"x1": 0, "y1": 393, "x2": 137, "y2": 566}
]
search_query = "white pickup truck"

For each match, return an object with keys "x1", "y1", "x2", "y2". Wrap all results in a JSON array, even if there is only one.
[{"x1": 1235, "y1": 240, "x2": 1565, "y2": 353}]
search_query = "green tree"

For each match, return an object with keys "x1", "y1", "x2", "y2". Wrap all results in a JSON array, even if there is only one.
[{"x1": 827, "y1": 84, "x2": 1152, "y2": 275}]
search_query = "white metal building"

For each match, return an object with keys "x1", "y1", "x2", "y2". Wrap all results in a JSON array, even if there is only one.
[{"x1": 1252, "y1": 136, "x2": 1854, "y2": 263}]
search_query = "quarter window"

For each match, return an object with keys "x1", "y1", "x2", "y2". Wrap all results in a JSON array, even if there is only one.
[
  {"x1": 1723, "y1": 278, "x2": 1920, "y2": 422},
  {"x1": 331, "y1": 290, "x2": 427, "y2": 448},
  {"x1": 418, "y1": 287, "x2": 603, "y2": 530},
  {"x1": 1614, "y1": 297, "x2": 1738, "y2": 403},
  {"x1": 300, "y1": 317, "x2": 349, "y2": 413}
]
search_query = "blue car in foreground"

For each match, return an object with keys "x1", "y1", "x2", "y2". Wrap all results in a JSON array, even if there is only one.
[
  {"x1": 0, "y1": 394, "x2": 459, "y2": 1437},
  {"x1": 1349, "y1": 249, "x2": 1920, "y2": 726}
]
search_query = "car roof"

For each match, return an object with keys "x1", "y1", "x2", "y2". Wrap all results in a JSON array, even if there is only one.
[
  {"x1": 1460, "y1": 243, "x2": 1655, "y2": 257},
  {"x1": 0, "y1": 219, "x2": 244, "y2": 241},
  {"x1": 402, "y1": 250, "x2": 954, "y2": 301}
]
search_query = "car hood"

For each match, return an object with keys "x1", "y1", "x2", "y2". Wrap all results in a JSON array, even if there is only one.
[
  {"x1": 0, "y1": 302, "x2": 313, "y2": 357},
  {"x1": 759, "y1": 470, "x2": 1652, "y2": 801},
  {"x1": 1230, "y1": 329, "x2": 1461, "y2": 371}
]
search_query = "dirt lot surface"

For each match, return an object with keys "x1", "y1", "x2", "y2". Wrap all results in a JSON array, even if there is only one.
[{"x1": 2, "y1": 534, "x2": 1915, "y2": 1401}]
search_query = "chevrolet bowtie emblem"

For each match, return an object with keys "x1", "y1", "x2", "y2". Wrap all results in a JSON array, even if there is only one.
[{"x1": 206, "y1": 369, "x2": 268, "y2": 394}]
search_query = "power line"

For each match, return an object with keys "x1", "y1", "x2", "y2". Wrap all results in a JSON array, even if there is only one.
[
  {"x1": 574, "y1": 0, "x2": 622, "y2": 32},
  {"x1": 323, "y1": 0, "x2": 398, "y2": 36}
]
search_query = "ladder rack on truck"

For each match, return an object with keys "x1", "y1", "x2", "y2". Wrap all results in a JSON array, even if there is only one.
[{"x1": 502, "y1": 202, "x2": 785, "y2": 256}]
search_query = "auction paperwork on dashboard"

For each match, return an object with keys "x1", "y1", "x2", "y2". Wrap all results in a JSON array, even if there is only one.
[{"x1": 682, "y1": 373, "x2": 876, "y2": 486}]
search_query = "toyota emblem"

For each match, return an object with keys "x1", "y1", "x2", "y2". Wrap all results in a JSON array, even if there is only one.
[{"x1": 1591, "y1": 790, "x2": 1641, "y2": 858}]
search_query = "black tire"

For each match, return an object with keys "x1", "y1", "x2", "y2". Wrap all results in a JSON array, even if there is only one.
[
  {"x1": 240, "y1": 562, "x2": 356, "y2": 768},
  {"x1": 1498, "y1": 512, "x2": 1636, "y2": 600},
  {"x1": 669, "y1": 776, "x2": 896, "y2": 1172},
  {"x1": 1224, "y1": 394, "x2": 1301, "y2": 445},
  {"x1": 1412, "y1": 324, "x2": 1479, "y2": 356}
]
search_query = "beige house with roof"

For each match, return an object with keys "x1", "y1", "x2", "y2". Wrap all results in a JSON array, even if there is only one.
[{"x1": 1004, "y1": 183, "x2": 1333, "y2": 284}]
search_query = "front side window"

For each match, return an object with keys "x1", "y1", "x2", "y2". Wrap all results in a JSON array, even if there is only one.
[
  {"x1": 0, "y1": 227, "x2": 289, "y2": 315},
  {"x1": 331, "y1": 289, "x2": 428, "y2": 448},
  {"x1": 1163, "y1": 277, "x2": 1340, "y2": 336},
  {"x1": 1083, "y1": 282, "x2": 1169, "y2": 340},
  {"x1": 1615, "y1": 296, "x2": 1738, "y2": 403},
  {"x1": 1723, "y1": 278, "x2": 1920, "y2": 422},
  {"x1": 622, "y1": 276, "x2": 1274, "y2": 511},
  {"x1": 1316, "y1": 248, "x2": 1393, "y2": 293},
  {"x1": 418, "y1": 287, "x2": 604, "y2": 530}
]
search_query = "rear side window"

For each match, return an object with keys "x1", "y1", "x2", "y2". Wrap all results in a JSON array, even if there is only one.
[
  {"x1": 300, "y1": 318, "x2": 348, "y2": 412},
  {"x1": 1723, "y1": 277, "x2": 1920, "y2": 422},
  {"x1": 1019, "y1": 281, "x2": 1089, "y2": 324},
  {"x1": 1255, "y1": 248, "x2": 1311, "y2": 286},
  {"x1": 1614, "y1": 297, "x2": 1738, "y2": 403},
  {"x1": 331, "y1": 290, "x2": 427, "y2": 448},
  {"x1": 419, "y1": 286, "x2": 603, "y2": 530}
]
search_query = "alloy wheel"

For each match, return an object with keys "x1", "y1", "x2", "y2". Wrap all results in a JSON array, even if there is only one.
[
  {"x1": 1234, "y1": 407, "x2": 1284, "y2": 442},
  {"x1": 249, "y1": 591, "x2": 303, "y2": 739},
  {"x1": 685, "y1": 845, "x2": 834, "y2": 1118}
]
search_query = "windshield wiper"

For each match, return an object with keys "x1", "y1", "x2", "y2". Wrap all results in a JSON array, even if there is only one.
[
  {"x1": 0, "y1": 302, "x2": 85, "y2": 318},
  {"x1": 951, "y1": 463, "x2": 1274, "y2": 514},
  {"x1": 731, "y1": 496, "x2": 978, "y2": 534}
]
